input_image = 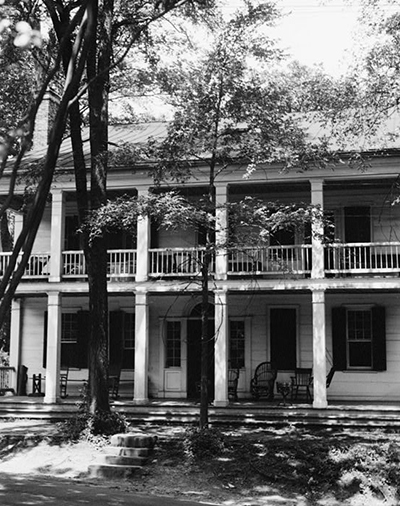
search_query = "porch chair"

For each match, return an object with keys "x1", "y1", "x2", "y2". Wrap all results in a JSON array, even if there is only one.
[
  {"x1": 290, "y1": 368, "x2": 313, "y2": 403},
  {"x1": 108, "y1": 365, "x2": 121, "y2": 399},
  {"x1": 60, "y1": 367, "x2": 69, "y2": 398},
  {"x1": 250, "y1": 361, "x2": 277, "y2": 401},
  {"x1": 228, "y1": 368, "x2": 240, "y2": 401},
  {"x1": 326, "y1": 366, "x2": 335, "y2": 388}
]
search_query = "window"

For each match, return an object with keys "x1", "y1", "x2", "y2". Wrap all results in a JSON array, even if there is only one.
[
  {"x1": 61, "y1": 313, "x2": 78, "y2": 343},
  {"x1": 347, "y1": 310, "x2": 372, "y2": 368},
  {"x1": 229, "y1": 320, "x2": 245, "y2": 369},
  {"x1": 123, "y1": 313, "x2": 135, "y2": 350},
  {"x1": 60, "y1": 311, "x2": 89, "y2": 368},
  {"x1": 332, "y1": 306, "x2": 386, "y2": 371},
  {"x1": 166, "y1": 321, "x2": 181, "y2": 367}
]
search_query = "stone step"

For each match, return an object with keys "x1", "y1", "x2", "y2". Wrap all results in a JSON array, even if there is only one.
[
  {"x1": 103, "y1": 446, "x2": 151, "y2": 458},
  {"x1": 110, "y1": 433, "x2": 157, "y2": 448},
  {"x1": 100, "y1": 454, "x2": 148, "y2": 466},
  {"x1": 88, "y1": 463, "x2": 141, "y2": 479}
]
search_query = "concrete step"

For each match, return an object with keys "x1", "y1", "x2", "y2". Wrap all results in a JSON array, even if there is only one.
[
  {"x1": 103, "y1": 446, "x2": 151, "y2": 458},
  {"x1": 88, "y1": 463, "x2": 141, "y2": 479},
  {"x1": 110, "y1": 433, "x2": 157, "y2": 448},
  {"x1": 100, "y1": 454, "x2": 148, "y2": 466}
]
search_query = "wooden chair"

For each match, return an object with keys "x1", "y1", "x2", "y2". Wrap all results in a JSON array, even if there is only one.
[
  {"x1": 291, "y1": 368, "x2": 313, "y2": 403},
  {"x1": 60, "y1": 367, "x2": 69, "y2": 398},
  {"x1": 108, "y1": 365, "x2": 121, "y2": 399},
  {"x1": 250, "y1": 362, "x2": 277, "y2": 401},
  {"x1": 228, "y1": 368, "x2": 240, "y2": 401},
  {"x1": 326, "y1": 366, "x2": 335, "y2": 388}
]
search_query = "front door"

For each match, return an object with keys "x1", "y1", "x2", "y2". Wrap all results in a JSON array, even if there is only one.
[
  {"x1": 187, "y1": 319, "x2": 214, "y2": 399},
  {"x1": 270, "y1": 307, "x2": 297, "y2": 370}
]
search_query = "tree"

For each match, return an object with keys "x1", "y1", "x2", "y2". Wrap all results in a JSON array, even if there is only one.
[
  {"x1": 81, "y1": 1, "x2": 330, "y2": 427},
  {"x1": 0, "y1": 0, "x2": 214, "y2": 416}
]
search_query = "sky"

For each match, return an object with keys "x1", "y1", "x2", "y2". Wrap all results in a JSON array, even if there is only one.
[{"x1": 271, "y1": 0, "x2": 361, "y2": 76}]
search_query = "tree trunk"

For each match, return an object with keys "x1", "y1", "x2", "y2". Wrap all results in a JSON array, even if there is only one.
[{"x1": 86, "y1": 0, "x2": 114, "y2": 414}]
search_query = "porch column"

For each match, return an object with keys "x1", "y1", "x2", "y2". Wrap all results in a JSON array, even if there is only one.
[
  {"x1": 49, "y1": 190, "x2": 65, "y2": 282},
  {"x1": 136, "y1": 187, "x2": 150, "y2": 282},
  {"x1": 214, "y1": 289, "x2": 229, "y2": 407},
  {"x1": 44, "y1": 291, "x2": 62, "y2": 404},
  {"x1": 9, "y1": 298, "x2": 22, "y2": 393},
  {"x1": 312, "y1": 289, "x2": 327, "y2": 408},
  {"x1": 310, "y1": 179, "x2": 324, "y2": 279},
  {"x1": 215, "y1": 184, "x2": 228, "y2": 280},
  {"x1": 134, "y1": 290, "x2": 149, "y2": 404}
]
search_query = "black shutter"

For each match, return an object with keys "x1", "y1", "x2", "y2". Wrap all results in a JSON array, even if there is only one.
[
  {"x1": 77, "y1": 311, "x2": 89, "y2": 368},
  {"x1": 43, "y1": 311, "x2": 48, "y2": 368},
  {"x1": 372, "y1": 306, "x2": 386, "y2": 371},
  {"x1": 332, "y1": 307, "x2": 347, "y2": 371},
  {"x1": 109, "y1": 311, "x2": 123, "y2": 368}
]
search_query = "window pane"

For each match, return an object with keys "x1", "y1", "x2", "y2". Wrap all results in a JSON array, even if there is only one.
[
  {"x1": 230, "y1": 321, "x2": 245, "y2": 369},
  {"x1": 166, "y1": 321, "x2": 181, "y2": 367}
]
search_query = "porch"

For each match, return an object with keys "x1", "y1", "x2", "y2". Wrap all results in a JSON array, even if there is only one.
[
  {"x1": 0, "y1": 395, "x2": 400, "y2": 429},
  {"x1": 4, "y1": 242, "x2": 400, "y2": 280}
]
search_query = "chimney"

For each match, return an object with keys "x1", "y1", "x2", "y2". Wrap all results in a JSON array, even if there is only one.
[{"x1": 32, "y1": 89, "x2": 60, "y2": 153}]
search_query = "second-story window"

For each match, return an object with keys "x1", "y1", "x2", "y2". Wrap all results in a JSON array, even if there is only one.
[{"x1": 229, "y1": 320, "x2": 245, "y2": 369}]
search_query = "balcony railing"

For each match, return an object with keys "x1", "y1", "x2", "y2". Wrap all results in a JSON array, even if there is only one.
[
  {"x1": 2, "y1": 242, "x2": 400, "y2": 281},
  {"x1": 63, "y1": 250, "x2": 137, "y2": 278},
  {"x1": 149, "y1": 248, "x2": 215, "y2": 277},
  {"x1": 325, "y1": 242, "x2": 400, "y2": 274},
  {"x1": 228, "y1": 245, "x2": 312, "y2": 275}
]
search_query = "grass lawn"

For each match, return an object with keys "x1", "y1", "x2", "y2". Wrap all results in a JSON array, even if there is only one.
[{"x1": 1, "y1": 422, "x2": 400, "y2": 505}]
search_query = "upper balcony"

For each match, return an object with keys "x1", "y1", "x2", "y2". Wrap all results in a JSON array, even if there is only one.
[{"x1": 4, "y1": 242, "x2": 400, "y2": 282}]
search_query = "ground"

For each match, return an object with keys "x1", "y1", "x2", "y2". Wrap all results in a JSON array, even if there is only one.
[{"x1": 1, "y1": 420, "x2": 400, "y2": 506}]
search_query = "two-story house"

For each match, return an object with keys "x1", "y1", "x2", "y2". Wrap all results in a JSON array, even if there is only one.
[{"x1": 2, "y1": 109, "x2": 400, "y2": 409}]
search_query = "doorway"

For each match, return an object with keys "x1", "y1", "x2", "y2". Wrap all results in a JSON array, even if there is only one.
[
  {"x1": 187, "y1": 319, "x2": 215, "y2": 399},
  {"x1": 269, "y1": 307, "x2": 297, "y2": 370}
]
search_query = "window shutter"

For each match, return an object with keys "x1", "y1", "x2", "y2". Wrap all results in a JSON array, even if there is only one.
[
  {"x1": 109, "y1": 311, "x2": 123, "y2": 368},
  {"x1": 77, "y1": 311, "x2": 89, "y2": 368},
  {"x1": 372, "y1": 306, "x2": 386, "y2": 371},
  {"x1": 332, "y1": 307, "x2": 347, "y2": 370},
  {"x1": 43, "y1": 311, "x2": 48, "y2": 368}
]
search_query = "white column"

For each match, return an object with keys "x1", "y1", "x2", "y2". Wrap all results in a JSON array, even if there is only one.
[
  {"x1": 134, "y1": 290, "x2": 149, "y2": 404},
  {"x1": 9, "y1": 298, "x2": 22, "y2": 393},
  {"x1": 311, "y1": 179, "x2": 324, "y2": 279},
  {"x1": 312, "y1": 290, "x2": 327, "y2": 408},
  {"x1": 44, "y1": 291, "x2": 62, "y2": 404},
  {"x1": 136, "y1": 188, "x2": 150, "y2": 282},
  {"x1": 49, "y1": 190, "x2": 65, "y2": 282},
  {"x1": 215, "y1": 184, "x2": 228, "y2": 280},
  {"x1": 214, "y1": 289, "x2": 229, "y2": 407}
]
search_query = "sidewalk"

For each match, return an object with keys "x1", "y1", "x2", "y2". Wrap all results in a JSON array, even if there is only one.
[{"x1": 0, "y1": 419, "x2": 59, "y2": 436}]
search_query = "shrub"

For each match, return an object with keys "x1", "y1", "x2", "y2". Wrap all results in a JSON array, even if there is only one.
[{"x1": 183, "y1": 427, "x2": 225, "y2": 460}]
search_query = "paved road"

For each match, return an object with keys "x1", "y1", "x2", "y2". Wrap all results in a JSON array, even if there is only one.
[{"x1": 0, "y1": 473, "x2": 215, "y2": 506}]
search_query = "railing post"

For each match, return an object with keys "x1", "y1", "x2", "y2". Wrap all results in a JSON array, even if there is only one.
[
  {"x1": 310, "y1": 180, "x2": 325, "y2": 279},
  {"x1": 49, "y1": 190, "x2": 65, "y2": 282},
  {"x1": 215, "y1": 184, "x2": 228, "y2": 280},
  {"x1": 136, "y1": 187, "x2": 150, "y2": 282}
]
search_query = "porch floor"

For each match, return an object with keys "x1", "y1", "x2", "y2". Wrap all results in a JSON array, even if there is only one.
[{"x1": 1, "y1": 395, "x2": 400, "y2": 429}]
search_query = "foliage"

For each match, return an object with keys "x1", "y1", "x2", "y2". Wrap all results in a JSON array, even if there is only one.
[
  {"x1": 183, "y1": 427, "x2": 225, "y2": 460},
  {"x1": 61, "y1": 382, "x2": 129, "y2": 441}
]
